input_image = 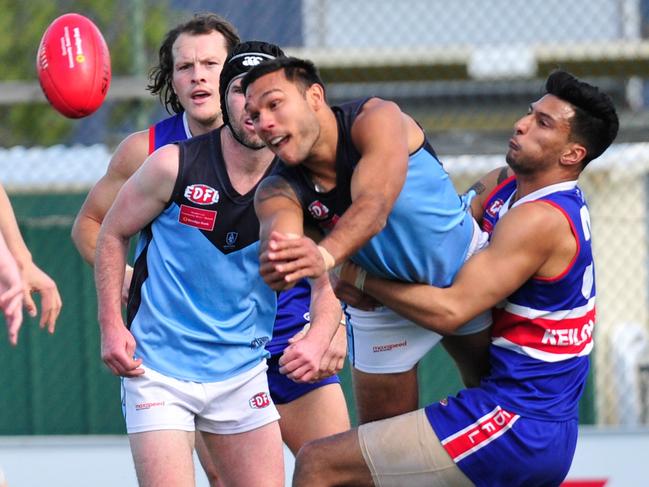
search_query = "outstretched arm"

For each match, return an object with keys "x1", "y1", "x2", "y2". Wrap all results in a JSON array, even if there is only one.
[
  {"x1": 319, "y1": 99, "x2": 411, "y2": 265},
  {"x1": 259, "y1": 99, "x2": 412, "y2": 284},
  {"x1": 95, "y1": 144, "x2": 178, "y2": 377},
  {"x1": 0, "y1": 184, "x2": 61, "y2": 333},
  {"x1": 339, "y1": 202, "x2": 569, "y2": 334}
]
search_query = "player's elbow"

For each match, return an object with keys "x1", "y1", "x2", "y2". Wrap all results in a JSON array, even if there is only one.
[{"x1": 420, "y1": 303, "x2": 467, "y2": 335}]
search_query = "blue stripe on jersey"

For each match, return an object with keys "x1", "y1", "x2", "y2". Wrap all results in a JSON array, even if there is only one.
[
  {"x1": 131, "y1": 203, "x2": 276, "y2": 382},
  {"x1": 351, "y1": 145, "x2": 474, "y2": 286}
]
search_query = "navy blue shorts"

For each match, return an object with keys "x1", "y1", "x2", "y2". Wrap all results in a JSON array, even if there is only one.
[
  {"x1": 425, "y1": 388, "x2": 578, "y2": 487},
  {"x1": 267, "y1": 354, "x2": 341, "y2": 405}
]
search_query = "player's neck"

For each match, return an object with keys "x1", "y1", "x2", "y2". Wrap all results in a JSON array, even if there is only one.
[
  {"x1": 303, "y1": 107, "x2": 339, "y2": 190},
  {"x1": 221, "y1": 126, "x2": 275, "y2": 194},
  {"x1": 514, "y1": 170, "x2": 578, "y2": 201},
  {"x1": 186, "y1": 115, "x2": 223, "y2": 137}
]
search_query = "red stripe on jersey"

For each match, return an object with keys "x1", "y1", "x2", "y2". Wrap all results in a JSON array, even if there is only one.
[
  {"x1": 531, "y1": 200, "x2": 580, "y2": 282},
  {"x1": 148, "y1": 125, "x2": 156, "y2": 155},
  {"x1": 441, "y1": 406, "x2": 519, "y2": 462},
  {"x1": 493, "y1": 307, "x2": 595, "y2": 355}
]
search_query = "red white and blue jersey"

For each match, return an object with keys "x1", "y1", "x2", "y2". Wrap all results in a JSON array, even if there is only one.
[
  {"x1": 148, "y1": 112, "x2": 191, "y2": 153},
  {"x1": 145, "y1": 113, "x2": 312, "y2": 358},
  {"x1": 424, "y1": 177, "x2": 594, "y2": 486},
  {"x1": 481, "y1": 177, "x2": 594, "y2": 421}
]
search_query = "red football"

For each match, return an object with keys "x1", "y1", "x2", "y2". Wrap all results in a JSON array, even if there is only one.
[{"x1": 36, "y1": 13, "x2": 111, "y2": 118}]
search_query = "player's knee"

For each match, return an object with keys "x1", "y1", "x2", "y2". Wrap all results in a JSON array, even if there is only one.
[{"x1": 294, "y1": 440, "x2": 329, "y2": 486}]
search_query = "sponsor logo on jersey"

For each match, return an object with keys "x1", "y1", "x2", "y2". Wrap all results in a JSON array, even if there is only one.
[
  {"x1": 249, "y1": 392, "x2": 271, "y2": 409},
  {"x1": 184, "y1": 184, "x2": 220, "y2": 205},
  {"x1": 135, "y1": 401, "x2": 165, "y2": 411},
  {"x1": 372, "y1": 340, "x2": 407, "y2": 353},
  {"x1": 242, "y1": 55, "x2": 265, "y2": 67},
  {"x1": 178, "y1": 204, "x2": 217, "y2": 231},
  {"x1": 486, "y1": 198, "x2": 504, "y2": 217},
  {"x1": 308, "y1": 200, "x2": 330, "y2": 220},
  {"x1": 250, "y1": 336, "x2": 270, "y2": 349},
  {"x1": 225, "y1": 231, "x2": 238, "y2": 248}
]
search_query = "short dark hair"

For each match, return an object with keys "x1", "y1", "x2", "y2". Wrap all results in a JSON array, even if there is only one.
[
  {"x1": 240, "y1": 56, "x2": 326, "y2": 98},
  {"x1": 545, "y1": 69, "x2": 619, "y2": 165},
  {"x1": 147, "y1": 13, "x2": 240, "y2": 114}
]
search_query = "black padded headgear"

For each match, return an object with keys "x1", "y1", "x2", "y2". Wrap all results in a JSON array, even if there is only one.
[{"x1": 220, "y1": 40, "x2": 285, "y2": 126}]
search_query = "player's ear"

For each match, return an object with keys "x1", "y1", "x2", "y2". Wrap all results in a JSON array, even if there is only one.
[
  {"x1": 307, "y1": 83, "x2": 326, "y2": 110},
  {"x1": 560, "y1": 142, "x2": 587, "y2": 167}
]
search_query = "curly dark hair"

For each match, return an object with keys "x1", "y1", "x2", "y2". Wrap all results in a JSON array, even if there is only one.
[
  {"x1": 545, "y1": 70, "x2": 619, "y2": 165},
  {"x1": 147, "y1": 13, "x2": 240, "y2": 114}
]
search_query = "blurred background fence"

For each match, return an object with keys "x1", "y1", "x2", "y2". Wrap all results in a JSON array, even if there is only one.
[{"x1": 1, "y1": 0, "x2": 649, "y2": 435}]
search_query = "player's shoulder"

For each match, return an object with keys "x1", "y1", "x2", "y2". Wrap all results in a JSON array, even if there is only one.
[
  {"x1": 255, "y1": 173, "x2": 299, "y2": 205},
  {"x1": 356, "y1": 97, "x2": 400, "y2": 119},
  {"x1": 108, "y1": 129, "x2": 150, "y2": 179},
  {"x1": 506, "y1": 198, "x2": 570, "y2": 240}
]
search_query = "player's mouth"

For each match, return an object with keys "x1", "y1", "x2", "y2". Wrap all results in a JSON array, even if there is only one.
[
  {"x1": 268, "y1": 135, "x2": 289, "y2": 150},
  {"x1": 508, "y1": 138, "x2": 520, "y2": 151},
  {"x1": 190, "y1": 90, "x2": 211, "y2": 103}
]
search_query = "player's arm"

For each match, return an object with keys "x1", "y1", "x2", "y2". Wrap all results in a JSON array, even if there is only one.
[
  {"x1": 280, "y1": 273, "x2": 343, "y2": 383},
  {"x1": 345, "y1": 202, "x2": 568, "y2": 334},
  {"x1": 319, "y1": 99, "x2": 410, "y2": 264},
  {"x1": 255, "y1": 174, "x2": 307, "y2": 290},
  {"x1": 255, "y1": 177, "x2": 345, "y2": 381},
  {"x1": 260, "y1": 99, "x2": 412, "y2": 283},
  {"x1": 71, "y1": 130, "x2": 149, "y2": 265},
  {"x1": 0, "y1": 232, "x2": 23, "y2": 345},
  {"x1": 0, "y1": 183, "x2": 62, "y2": 332},
  {"x1": 466, "y1": 166, "x2": 513, "y2": 221},
  {"x1": 95, "y1": 144, "x2": 178, "y2": 377}
]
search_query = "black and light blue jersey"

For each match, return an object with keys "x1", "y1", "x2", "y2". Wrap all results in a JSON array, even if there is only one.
[
  {"x1": 145, "y1": 113, "x2": 311, "y2": 358},
  {"x1": 276, "y1": 97, "x2": 474, "y2": 286},
  {"x1": 127, "y1": 128, "x2": 277, "y2": 382}
]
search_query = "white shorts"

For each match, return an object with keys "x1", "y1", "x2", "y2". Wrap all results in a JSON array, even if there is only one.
[
  {"x1": 347, "y1": 218, "x2": 491, "y2": 374},
  {"x1": 121, "y1": 360, "x2": 280, "y2": 435}
]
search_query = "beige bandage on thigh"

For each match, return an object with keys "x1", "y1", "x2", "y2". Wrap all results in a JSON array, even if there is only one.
[{"x1": 358, "y1": 409, "x2": 474, "y2": 487}]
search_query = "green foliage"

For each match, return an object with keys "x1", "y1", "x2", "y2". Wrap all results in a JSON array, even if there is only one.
[{"x1": 0, "y1": 0, "x2": 172, "y2": 147}]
